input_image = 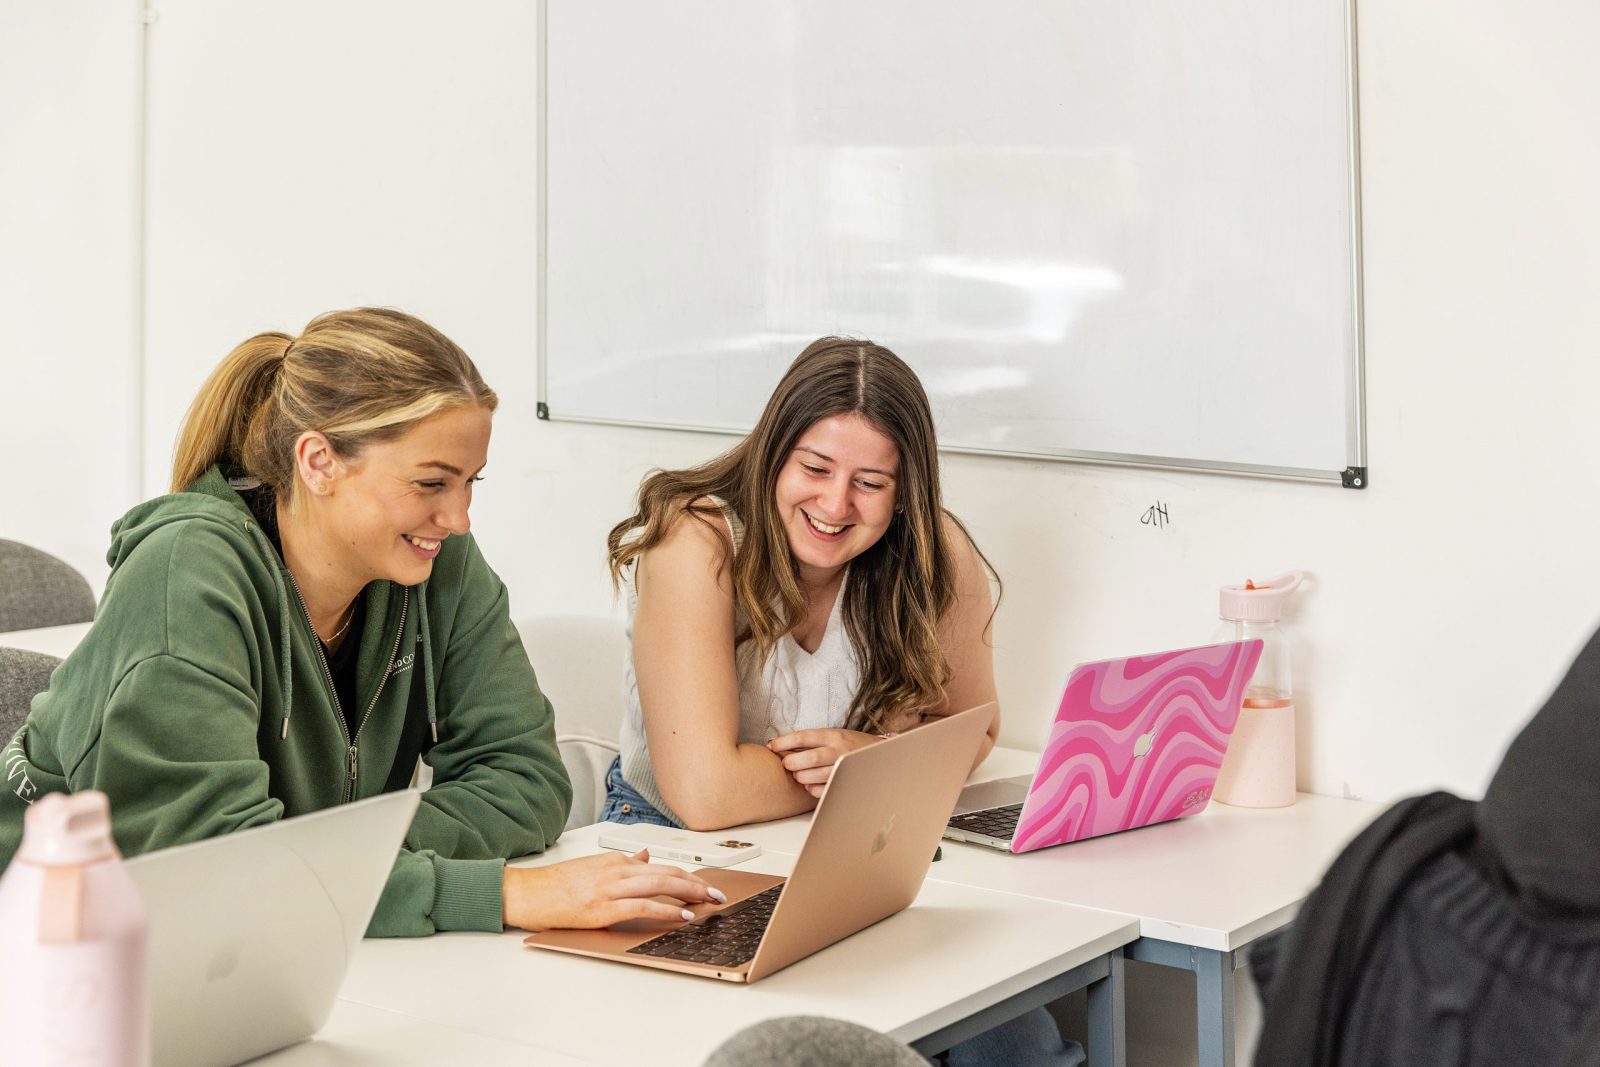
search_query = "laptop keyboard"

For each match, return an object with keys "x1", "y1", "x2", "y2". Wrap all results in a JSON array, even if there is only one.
[
  {"x1": 626, "y1": 883, "x2": 784, "y2": 967},
  {"x1": 947, "y1": 803, "x2": 1024, "y2": 841}
]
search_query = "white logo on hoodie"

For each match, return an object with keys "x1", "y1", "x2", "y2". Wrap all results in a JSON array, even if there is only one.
[{"x1": 2, "y1": 728, "x2": 38, "y2": 805}]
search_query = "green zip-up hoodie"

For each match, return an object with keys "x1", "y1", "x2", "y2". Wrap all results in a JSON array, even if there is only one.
[{"x1": 0, "y1": 467, "x2": 572, "y2": 935}]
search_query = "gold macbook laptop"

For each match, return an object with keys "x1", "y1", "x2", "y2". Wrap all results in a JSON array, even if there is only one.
[{"x1": 523, "y1": 702, "x2": 995, "y2": 983}]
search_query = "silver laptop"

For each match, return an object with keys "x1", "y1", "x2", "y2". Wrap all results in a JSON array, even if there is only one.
[{"x1": 126, "y1": 790, "x2": 420, "y2": 1067}]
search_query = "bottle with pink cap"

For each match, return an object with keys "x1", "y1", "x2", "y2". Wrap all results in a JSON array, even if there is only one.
[
  {"x1": 0, "y1": 790, "x2": 149, "y2": 1065},
  {"x1": 1211, "y1": 571, "x2": 1304, "y2": 808}
]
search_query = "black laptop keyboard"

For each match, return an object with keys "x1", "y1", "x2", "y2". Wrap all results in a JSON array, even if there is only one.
[
  {"x1": 947, "y1": 803, "x2": 1024, "y2": 841},
  {"x1": 626, "y1": 883, "x2": 784, "y2": 967}
]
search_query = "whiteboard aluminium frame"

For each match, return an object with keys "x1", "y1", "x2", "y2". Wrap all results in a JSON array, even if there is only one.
[{"x1": 535, "y1": 0, "x2": 1369, "y2": 490}]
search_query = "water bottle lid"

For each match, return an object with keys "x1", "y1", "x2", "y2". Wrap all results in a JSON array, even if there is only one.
[
  {"x1": 1219, "y1": 571, "x2": 1304, "y2": 622},
  {"x1": 19, "y1": 791, "x2": 120, "y2": 866}
]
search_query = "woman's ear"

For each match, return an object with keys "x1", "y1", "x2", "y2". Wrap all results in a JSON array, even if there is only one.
[{"x1": 293, "y1": 430, "x2": 340, "y2": 496}]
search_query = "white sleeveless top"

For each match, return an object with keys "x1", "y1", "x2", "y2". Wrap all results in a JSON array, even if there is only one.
[{"x1": 617, "y1": 497, "x2": 861, "y2": 825}]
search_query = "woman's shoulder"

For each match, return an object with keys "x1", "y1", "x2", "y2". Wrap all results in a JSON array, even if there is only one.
[
  {"x1": 91, "y1": 512, "x2": 276, "y2": 665},
  {"x1": 651, "y1": 495, "x2": 738, "y2": 558},
  {"x1": 936, "y1": 511, "x2": 998, "y2": 610},
  {"x1": 939, "y1": 510, "x2": 983, "y2": 562},
  {"x1": 107, "y1": 508, "x2": 268, "y2": 594},
  {"x1": 625, "y1": 496, "x2": 741, "y2": 605}
]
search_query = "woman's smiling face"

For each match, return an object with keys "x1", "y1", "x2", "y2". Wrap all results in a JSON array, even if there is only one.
[
  {"x1": 320, "y1": 403, "x2": 492, "y2": 588},
  {"x1": 773, "y1": 412, "x2": 900, "y2": 585}
]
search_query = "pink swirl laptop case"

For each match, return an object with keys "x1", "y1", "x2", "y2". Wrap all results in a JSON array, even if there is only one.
[{"x1": 1010, "y1": 640, "x2": 1263, "y2": 853}]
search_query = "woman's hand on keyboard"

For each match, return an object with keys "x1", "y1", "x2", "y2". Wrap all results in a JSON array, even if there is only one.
[{"x1": 502, "y1": 849, "x2": 725, "y2": 931}]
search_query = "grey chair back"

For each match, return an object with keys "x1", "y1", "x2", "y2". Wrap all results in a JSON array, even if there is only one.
[
  {"x1": 704, "y1": 1017, "x2": 927, "y2": 1067},
  {"x1": 0, "y1": 540, "x2": 95, "y2": 633},
  {"x1": 0, "y1": 646, "x2": 61, "y2": 741}
]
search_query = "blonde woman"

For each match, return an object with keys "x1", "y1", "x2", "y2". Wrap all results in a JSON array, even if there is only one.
[{"x1": 0, "y1": 308, "x2": 719, "y2": 936}]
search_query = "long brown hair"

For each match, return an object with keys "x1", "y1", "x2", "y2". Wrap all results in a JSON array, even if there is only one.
[
  {"x1": 608, "y1": 337, "x2": 997, "y2": 733},
  {"x1": 170, "y1": 307, "x2": 497, "y2": 493}
]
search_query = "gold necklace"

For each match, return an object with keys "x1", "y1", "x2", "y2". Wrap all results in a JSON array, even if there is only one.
[
  {"x1": 283, "y1": 569, "x2": 357, "y2": 648},
  {"x1": 323, "y1": 599, "x2": 357, "y2": 645}
]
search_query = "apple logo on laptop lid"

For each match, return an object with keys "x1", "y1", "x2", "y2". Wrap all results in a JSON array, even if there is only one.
[
  {"x1": 871, "y1": 813, "x2": 897, "y2": 856},
  {"x1": 1133, "y1": 731, "x2": 1154, "y2": 758}
]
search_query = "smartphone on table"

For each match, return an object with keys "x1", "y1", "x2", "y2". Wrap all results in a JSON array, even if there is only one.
[{"x1": 596, "y1": 824, "x2": 762, "y2": 867}]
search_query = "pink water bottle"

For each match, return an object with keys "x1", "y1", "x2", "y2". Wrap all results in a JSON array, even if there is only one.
[
  {"x1": 1211, "y1": 572, "x2": 1304, "y2": 808},
  {"x1": 0, "y1": 791, "x2": 149, "y2": 1065}
]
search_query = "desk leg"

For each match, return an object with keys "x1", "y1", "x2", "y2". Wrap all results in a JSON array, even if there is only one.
[
  {"x1": 1085, "y1": 946, "x2": 1126, "y2": 1067},
  {"x1": 1125, "y1": 940, "x2": 1240, "y2": 1067},
  {"x1": 1193, "y1": 947, "x2": 1236, "y2": 1067}
]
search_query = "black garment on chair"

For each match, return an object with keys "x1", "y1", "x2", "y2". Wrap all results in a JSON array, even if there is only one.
[
  {"x1": 1253, "y1": 622, "x2": 1600, "y2": 1067},
  {"x1": 1476, "y1": 625, "x2": 1600, "y2": 934},
  {"x1": 1251, "y1": 792, "x2": 1477, "y2": 1066}
]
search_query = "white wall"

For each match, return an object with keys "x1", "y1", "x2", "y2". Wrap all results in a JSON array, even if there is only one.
[
  {"x1": 9, "y1": 0, "x2": 1600, "y2": 810},
  {"x1": 0, "y1": 0, "x2": 144, "y2": 588}
]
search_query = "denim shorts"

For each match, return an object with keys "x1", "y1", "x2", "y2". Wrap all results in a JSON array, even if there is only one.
[{"x1": 598, "y1": 755, "x2": 679, "y2": 827}]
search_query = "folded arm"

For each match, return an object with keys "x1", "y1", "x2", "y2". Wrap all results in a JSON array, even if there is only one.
[{"x1": 631, "y1": 512, "x2": 816, "y2": 831}]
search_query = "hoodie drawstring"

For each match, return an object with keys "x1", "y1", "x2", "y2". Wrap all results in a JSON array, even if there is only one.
[
  {"x1": 244, "y1": 521, "x2": 296, "y2": 741},
  {"x1": 418, "y1": 594, "x2": 439, "y2": 743}
]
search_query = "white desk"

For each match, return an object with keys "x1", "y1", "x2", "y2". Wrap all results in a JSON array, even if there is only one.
[
  {"x1": 336, "y1": 823, "x2": 1139, "y2": 1066},
  {"x1": 9, "y1": 623, "x2": 1369, "y2": 1065},
  {"x1": 740, "y1": 747, "x2": 1383, "y2": 1067},
  {"x1": 1, "y1": 621, "x2": 92, "y2": 660},
  {"x1": 258, "y1": 1000, "x2": 602, "y2": 1065}
]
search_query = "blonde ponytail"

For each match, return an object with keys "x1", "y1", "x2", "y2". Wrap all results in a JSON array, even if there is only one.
[
  {"x1": 170, "y1": 333, "x2": 292, "y2": 491},
  {"x1": 168, "y1": 308, "x2": 496, "y2": 495}
]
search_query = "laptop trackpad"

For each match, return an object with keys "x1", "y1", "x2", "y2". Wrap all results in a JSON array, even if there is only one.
[{"x1": 954, "y1": 775, "x2": 1030, "y2": 814}]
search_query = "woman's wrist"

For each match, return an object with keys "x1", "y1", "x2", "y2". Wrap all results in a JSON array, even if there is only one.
[{"x1": 502, "y1": 863, "x2": 551, "y2": 929}]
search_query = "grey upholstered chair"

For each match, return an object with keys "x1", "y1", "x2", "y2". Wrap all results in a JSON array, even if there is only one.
[
  {"x1": 0, "y1": 646, "x2": 60, "y2": 742},
  {"x1": 703, "y1": 1016, "x2": 927, "y2": 1067},
  {"x1": 0, "y1": 540, "x2": 95, "y2": 632}
]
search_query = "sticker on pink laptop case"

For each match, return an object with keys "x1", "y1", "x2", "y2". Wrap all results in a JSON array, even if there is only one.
[{"x1": 1010, "y1": 641, "x2": 1263, "y2": 853}]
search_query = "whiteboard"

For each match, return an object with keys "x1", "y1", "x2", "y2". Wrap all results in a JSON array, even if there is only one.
[{"x1": 539, "y1": 0, "x2": 1366, "y2": 486}]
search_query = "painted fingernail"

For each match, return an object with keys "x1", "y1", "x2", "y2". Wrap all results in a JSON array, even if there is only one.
[
  {"x1": 709, "y1": 888, "x2": 727, "y2": 904},
  {"x1": 681, "y1": 909, "x2": 696, "y2": 921}
]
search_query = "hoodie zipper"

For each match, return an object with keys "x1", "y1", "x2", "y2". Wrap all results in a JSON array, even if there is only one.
[
  {"x1": 349, "y1": 589, "x2": 409, "y2": 799},
  {"x1": 285, "y1": 572, "x2": 409, "y2": 804}
]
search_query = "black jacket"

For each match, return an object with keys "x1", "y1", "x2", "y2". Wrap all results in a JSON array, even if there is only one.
[{"x1": 1253, "y1": 622, "x2": 1600, "y2": 1066}]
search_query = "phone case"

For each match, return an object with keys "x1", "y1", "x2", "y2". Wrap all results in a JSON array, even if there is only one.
[{"x1": 595, "y1": 827, "x2": 762, "y2": 867}]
